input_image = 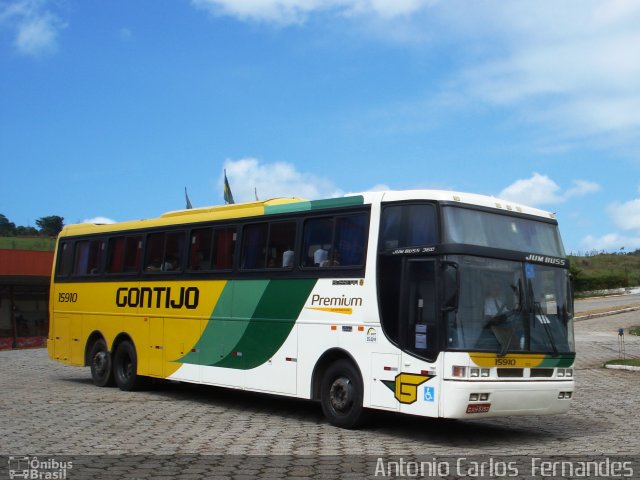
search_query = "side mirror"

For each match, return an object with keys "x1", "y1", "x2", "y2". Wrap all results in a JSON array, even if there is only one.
[{"x1": 441, "y1": 261, "x2": 459, "y2": 312}]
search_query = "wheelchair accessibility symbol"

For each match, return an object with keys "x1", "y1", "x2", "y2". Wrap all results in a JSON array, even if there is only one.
[{"x1": 423, "y1": 386, "x2": 435, "y2": 402}]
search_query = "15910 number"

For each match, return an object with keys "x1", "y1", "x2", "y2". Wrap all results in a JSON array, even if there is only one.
[{"x1": 58, "y1": 292, "x2": 78, "y2": 303}]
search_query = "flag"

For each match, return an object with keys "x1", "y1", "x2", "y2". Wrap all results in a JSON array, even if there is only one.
[
  {"x1": 223, "y1": 169, "x2": 235, "y2": 204},
  {"x1": 185, "y1": 187, "x2": 193, "y2": 209}
]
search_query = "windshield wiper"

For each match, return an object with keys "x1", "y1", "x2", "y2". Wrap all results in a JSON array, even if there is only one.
[{"x1": 533, "y1": 300, "x2": 558, "y2": 355}]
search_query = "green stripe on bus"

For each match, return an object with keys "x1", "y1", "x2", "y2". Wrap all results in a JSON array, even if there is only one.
[
  {"x1": 538, "y1": 353, "x2": 575, "y2": 368},
  {"x1": 214, "y1": 278, "x2": 317, "y2": 369},
  {"x1": 178, "y1": 280, "x2": 269, "y2": 365},
  {"x1": 178, "y1": 279, "x2": 317, "y2": 369},
  {"x1": 264, "y1": 195, "x2": 364, "y2": 216}
]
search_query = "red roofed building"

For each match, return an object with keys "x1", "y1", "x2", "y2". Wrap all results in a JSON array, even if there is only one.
[{"x1": 0, "y1": 247, "x2": 54, "y2": 350}]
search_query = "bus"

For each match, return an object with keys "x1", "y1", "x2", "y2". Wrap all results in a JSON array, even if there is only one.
[{"x1": 48, "y1": 190, "x2": 575, "y2": 428}]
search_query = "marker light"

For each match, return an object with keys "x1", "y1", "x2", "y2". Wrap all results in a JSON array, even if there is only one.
[{"x1": 452, "y1": 366, "x2": 467, "y2": 378}]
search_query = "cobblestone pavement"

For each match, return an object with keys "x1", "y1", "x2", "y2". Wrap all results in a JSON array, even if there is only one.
[{"x1": 1, "y1": 312, "x2": 639, "y2": 478}]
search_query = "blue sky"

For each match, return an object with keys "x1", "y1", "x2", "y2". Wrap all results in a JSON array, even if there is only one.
[{"x1": 1, "y1": 0, "x2": 640, "y2": 254}]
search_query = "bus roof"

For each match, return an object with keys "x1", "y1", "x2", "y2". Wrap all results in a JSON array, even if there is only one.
[{"x1": 58, "y1": 189, "x2": 555, "y2": 237}]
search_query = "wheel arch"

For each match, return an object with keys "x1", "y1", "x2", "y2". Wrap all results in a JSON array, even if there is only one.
[
  {"x1": 84, "y1": 330, "x2": 108, "y2": 367},
  {"x1": 310, "y1": 348, "x2": 363, "y2": 401}
]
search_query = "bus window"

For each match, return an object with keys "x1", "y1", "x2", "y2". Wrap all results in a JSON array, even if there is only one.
[
  {"x1": 56, "y1": 241, "x2": 73, "y2": 277},
  {"x1": 107, "y1": 236, "x2": 141, "y2": 274},
  {"x1": 189, "y1": 228, "x2": 213, "y2": 270},
  {"x1": 267, "y1": 222, "x2": 296, "y2": 269},
  {"x1": 380, "y1": 204, "x2": 437, "y2": 250},
  {"x1": 241, "y1": 223, "x2": 268, "y2": 269},
  {"x1": 73, "y1": 239, "x2": 103, "y2": 275},
  {"x1": 302, "y1": 213, "x2": 368, "y2": 268},
  {"x1": 335, "y1": 214, "x2": 367, "y2": 266},
  {"x1": 144, "y1": 231, "x2": 185, "y2": 272},
  {"x1": 213, "y1": 227, "x2": 236, "y2": 270},
  {"x1": 303, "y1": 218, "x2": 333, "y2": 267}
]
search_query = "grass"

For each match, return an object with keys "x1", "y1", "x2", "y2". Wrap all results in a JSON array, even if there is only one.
[
  {"x1": 630, "y1": 326, "x2": 640, "y2": 336},
  {"x1": 0, "y1": 236, "x2": 56, "y2": 251}
]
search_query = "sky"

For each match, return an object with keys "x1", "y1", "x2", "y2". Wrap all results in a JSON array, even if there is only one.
[{"x1": 1, "y1": 0, "x2": 640, "y2": 255}]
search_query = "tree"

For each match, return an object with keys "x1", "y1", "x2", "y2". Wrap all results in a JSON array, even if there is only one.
[
  {"x1": 36, "y1": 215, "x2": 64, "y2": 237},
  {"x1": 0, "y1": 214, "x2": 16, "y2": 236},
  {"x1": 15, "y1": 226, "x2": 39, "y2": 236}
]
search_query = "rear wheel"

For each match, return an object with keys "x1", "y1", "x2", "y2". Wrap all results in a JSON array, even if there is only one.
[
  {"x1": 89, "y1": 339, "x2": 114, "y2": 387},
  {"x1": 320, "y1": 360, "x2": 365, "y2": 429},
  {"x1": 113, "y1": 340, "x2": 142, "y2": 391}
]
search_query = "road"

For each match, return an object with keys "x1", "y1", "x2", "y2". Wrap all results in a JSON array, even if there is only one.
[
  {"x1": 1, "y1": 309, "x2": 639, "y2": 478},
  {"x1": 575, "y1": 292, "x2": 640, "y2": 315}
]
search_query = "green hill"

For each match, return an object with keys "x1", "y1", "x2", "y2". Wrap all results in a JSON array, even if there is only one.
[
  {"x1": 569, "y1": 251, "x2": 640, "y2": 292},
  {"x1": 0, "y1": 236, "x2": 56, "y2": 251}
]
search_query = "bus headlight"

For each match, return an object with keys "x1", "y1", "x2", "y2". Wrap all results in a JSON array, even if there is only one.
[{"x1": 470, "y1": 368, "x2": 480, "y2": 377}]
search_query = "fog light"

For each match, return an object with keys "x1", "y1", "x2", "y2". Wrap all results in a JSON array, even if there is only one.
[
  {"x1": 479, "y1": 393, "x2": 489, "y2": 401},
  {"x1": 469, "y1": 393, "x2": 479, "y2": 401},
  {"x1": 453, "y1": 366, "x2": 467, "y2": 378},
  {"x1": 470, "y1": 368, "x2": 480, "y2": 377},
  {"x1": 557, "y1": 369, "x2": 565, "y2": 377},
  {"x1": 481, "y1": 368, "x2": 490, "y2": 377}
]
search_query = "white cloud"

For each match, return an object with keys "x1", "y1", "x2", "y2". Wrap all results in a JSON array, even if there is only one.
[
  {"x1": 221, "y1": 158, "x2": 343, "y2": 202},
  {"x1": 191, "y1": 0, "x2": 435, "y2": 24},
  {"x1": 499, "y1": 173, "x2": 600, "y2": 207},
  {"x1": 0, "y1": 0, "x2": 66, "y2": 56},
  {"x1": 446, "y1": 1, "x2": 640, "y2": 145},
  {"x1": 608, "y1": 198, "x2": 640, "y2": 231},
  {"x1": 83, "y1": 216, "x2": 116, "y2": 225},
  {"x1": 580, "y1": 233, "x2": 640, "y2": 252}
]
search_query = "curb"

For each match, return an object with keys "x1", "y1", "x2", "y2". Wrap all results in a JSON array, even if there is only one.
[
  {"x1": 575, "y1": 306, "x2": 640, "y2": 321},
  {"x1": 604, "y1": 364, "x2": 640, "y2": 372}
]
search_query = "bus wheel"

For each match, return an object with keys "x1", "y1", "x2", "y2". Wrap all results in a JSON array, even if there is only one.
[
  {"x1": 89, "y1": 339, "x2": 114, "y2": 387},
  {"x1": 113, "y1": 340, "x2": 141, "y2": 391},
  {"x1": 320, "y1": 360, "x2": 365, "y2": 429}
]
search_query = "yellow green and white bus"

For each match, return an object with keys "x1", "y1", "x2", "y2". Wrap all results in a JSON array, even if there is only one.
[{"x1": 48, "y1": 190, "x2": 575, "y2": 428}]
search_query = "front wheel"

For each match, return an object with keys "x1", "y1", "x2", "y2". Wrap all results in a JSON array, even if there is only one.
[
  {"x1": 89, "y1": 339, "x2": 114, "y2": 387},
  {"x1": 320, "y1": 360, "x2": 365, "y2": 429},
  {"x1": 113, "y1": 340, "x2": 143, "y2": 391}
]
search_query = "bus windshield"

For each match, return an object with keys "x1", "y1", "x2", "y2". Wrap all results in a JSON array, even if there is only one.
[
  {"x1": 446, "y1": 255, "x2": 574, "y2": 354},
  {"x1": 442, "y1": 206, "x2": 565, "y2": 257}
]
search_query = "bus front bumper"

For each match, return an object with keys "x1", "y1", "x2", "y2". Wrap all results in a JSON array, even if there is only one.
[{"x1": 441, "y1": 379, "x2": 575, "y2": 418}]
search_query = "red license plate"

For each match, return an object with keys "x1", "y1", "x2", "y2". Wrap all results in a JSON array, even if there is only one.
[{"x1": 466, "y1": 403, "x2": 491, "y2": 414}]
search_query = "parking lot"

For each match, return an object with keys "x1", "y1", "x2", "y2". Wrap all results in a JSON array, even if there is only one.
[{"x1": 1, "y1": 310, "x2": 639, "y2": 478}]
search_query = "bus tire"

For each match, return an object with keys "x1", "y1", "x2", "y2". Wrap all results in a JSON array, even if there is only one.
[
  {"x1": 89, "y1": 339, "x2": 114, "y2": 387},
  {"x1": 320, "y1": 359, "x2": 365, "y2": 429},
  {"x1": 113, "y1": 340, "x2": 142, "y2": 391}
]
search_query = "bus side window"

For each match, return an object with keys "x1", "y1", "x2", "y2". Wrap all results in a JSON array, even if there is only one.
[
  {"x1": 73, "y1": 239, "x2": 103, "y2": 275},
  {"x1": 56, "y1": 241, "x2": 73, "y2": 277},
  {"x1": 335, "y1": 214, "x2": 367, "y2": 266},
  {"x1": 241, "y1": 223, "x2": 268, "y2": 269},
  {"x1": 302, "y1": 218, "x2": 332, "y2": 267},
  {"x1": 213, "y1": 227, "x2": 236, "y2": 270},
  {"x1": 107, "y1": 236, "x2": 141, "y2": 273},
  {"x1": 189, "y1": 228, "x2": 213, "y2": 271},
  {"x1": 267, "y1": 222, "x2": 296, "y2": 269}
]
